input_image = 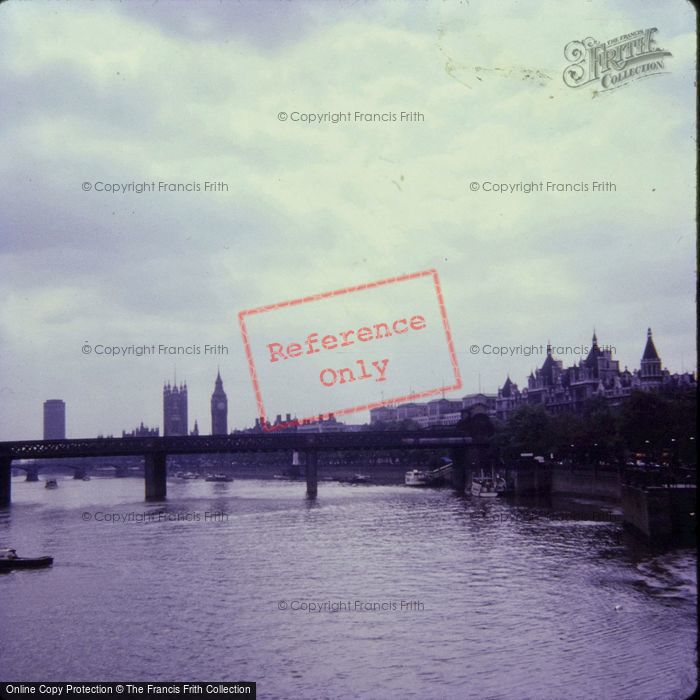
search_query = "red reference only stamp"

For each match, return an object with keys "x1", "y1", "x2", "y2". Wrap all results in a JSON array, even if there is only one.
[{"x1": 238, "y1": 269, "x2": 462, "y2": 431}]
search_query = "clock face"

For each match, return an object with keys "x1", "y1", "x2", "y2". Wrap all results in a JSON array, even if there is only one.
[{"x1": 217, "y1": 402, "x2": 225, "y2": 410}]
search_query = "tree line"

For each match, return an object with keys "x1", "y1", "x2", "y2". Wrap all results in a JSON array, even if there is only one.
[{"x1": 492, "y1": 390, "x2": 696, "y2": 465}]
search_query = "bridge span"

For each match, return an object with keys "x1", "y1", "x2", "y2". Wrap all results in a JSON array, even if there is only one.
[{"x1": 0, "y1": 430, "x2": 485, "y2": 504}]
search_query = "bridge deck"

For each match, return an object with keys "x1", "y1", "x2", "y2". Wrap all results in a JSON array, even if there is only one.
[
  {"x1": 0, "y1": 430, "x2": 480, "y2": 504},
  {"x1": 0, "y1": 430, "x2": 476, "y2": 461}
]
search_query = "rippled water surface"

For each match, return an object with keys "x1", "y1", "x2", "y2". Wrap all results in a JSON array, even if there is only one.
[{"x1": 0, "y1": 476, "x2": 696, "y2": 699}]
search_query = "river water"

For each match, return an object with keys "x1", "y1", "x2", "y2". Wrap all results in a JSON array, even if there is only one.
[{"x1": 0, "y1": 475, "x2": 696, "y2": 699}]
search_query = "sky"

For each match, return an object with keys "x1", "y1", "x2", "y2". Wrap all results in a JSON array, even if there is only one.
[{"x1": 0, "y1": 0, "x2": 696, "y2": 440}]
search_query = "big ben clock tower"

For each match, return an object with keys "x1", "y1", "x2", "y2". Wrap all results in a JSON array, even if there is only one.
[{"x1": 210, "y1": 370, "x2": 228, "y2": 435}]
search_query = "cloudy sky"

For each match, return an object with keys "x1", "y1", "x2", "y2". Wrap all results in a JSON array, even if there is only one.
[{"x1": 0, "y1": 0, "x2": 695, "y2": 440}]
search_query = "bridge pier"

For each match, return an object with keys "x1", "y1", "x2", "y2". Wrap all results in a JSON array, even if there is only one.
[
  {"x1": 0, "y1": 456, "x2": 11, "y2": 507},
  {"x1": 25, "y1": 467, "x2": 39, "y2": 482},
  {"x1": 306, "y1": 450, "x2": 318, "y2": 499},
  {"x1": 145, "y1": 453, "x2": 167, "y2": 501},
  {"x1": 290, "y1": 450, "x2": 301, "y2": 479},
  {"x1": 451, "y1": 446, "x2": 467, "y2": 494},
  {"x1": 73, "y1": 467, "x2": 87, "y2": 479}
]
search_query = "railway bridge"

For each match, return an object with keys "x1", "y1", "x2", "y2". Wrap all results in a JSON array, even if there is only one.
[{"x1": 0, "y1": 430, "x2": 486, "y2": 504}]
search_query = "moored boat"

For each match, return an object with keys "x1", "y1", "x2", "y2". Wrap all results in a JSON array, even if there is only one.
[
  {"x1": 45, "y1": 479, "x2": 58, "y2": 489},
  {"x1": 470, "y1": 474, "x2": 506, "y2": 498},
  {"x1": 405, "y1": 469, "x2": 431, "y2": 487},
  {"x1": 0, "y1": 548, "x2": 53, "y2": 571}
]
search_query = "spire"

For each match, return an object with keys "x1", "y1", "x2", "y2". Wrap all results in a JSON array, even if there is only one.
[
  {"x1": 501, "y1": 375, "x2": 513, "y2": 397},
  {"x1": 540, "y1": 341, "x2": 558, "y2": 386},
  {"x1": 642, "y1": 327, "x2": 660, "y2": 360},
  {"x1": 584, "y1": 329, "x2": 602, "y2": 370}
]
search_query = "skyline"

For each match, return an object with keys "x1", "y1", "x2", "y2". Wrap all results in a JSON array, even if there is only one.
[
  {"x1": 24, "y1": 325, "x2": 695, "y2": 440},
  {"x1": 0, "y1": 0, "x2": 696, "y2": 440}
]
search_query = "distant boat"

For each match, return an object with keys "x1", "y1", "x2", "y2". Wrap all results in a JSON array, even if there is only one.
[
  {"x1": 405, "y1": 469, "x2": 431, "y2": 487},
  {"x1": 470, "y1": 473, "x2": 506, "y2": 498},
  {"x1": 0, "y1": 548, "x2": 53, "y2": 571},
  {"x1": 205, "y1": 474, "x2": 233, "y2": 483},
  {"x1": 405, "y1": 460, "x2": 452, "y2": 488},
  {"x1": 338, "y1": 474, "x2": 372, "y2": 484},
  {"x1": 45, "y1": 479, "x2": 58, "y2": 489},
  {"x1": 81, "y1": 475, "x2": 91, "y2": 481}
]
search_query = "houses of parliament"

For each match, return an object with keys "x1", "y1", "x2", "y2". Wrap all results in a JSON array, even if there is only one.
[{"x1": 160, "y1": 371, "x2": 228, "y2": 437}]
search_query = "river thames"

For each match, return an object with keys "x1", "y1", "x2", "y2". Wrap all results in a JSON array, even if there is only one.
[{"x1": 0, "y1": 475, "x2": 696, "y2": 699}]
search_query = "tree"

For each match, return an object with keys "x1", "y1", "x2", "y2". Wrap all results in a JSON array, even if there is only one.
[
  {"x1": 500, "y1": 404, "x2": 551, "y2": 458},
  {"x1": 578, "y1": 395, "x2": 623, "y2": 461},
  {"x1": 618, "y1": 391, "x2": 671, "y2": 457},
  {"x1": 548, "y1": 411, "x2": 584, "y2": 460}
]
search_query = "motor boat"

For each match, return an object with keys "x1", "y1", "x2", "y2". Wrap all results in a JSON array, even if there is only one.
[
  {"x1": 405, "y1": 469, "x2": 431, "y2": 487},
  {"x1": 205, "y1": 473, "x2": 233, "y2": 482},
  {"x1": 0, "y1": 548, "x2": 53, "y2": 571},
  {"x1": 470, "y1": 473, "x2": 507, "y2": 498},
  {"x1": 45, "y1": 479, "x2": 58, "y2": 489},
  {"x1": 338, "y1": 474, "x2": 372, "y2": 484}
]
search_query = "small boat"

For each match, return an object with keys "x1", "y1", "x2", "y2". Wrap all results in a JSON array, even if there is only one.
[
  {"x1": 81, "y1": 475, "x2": 91, "y2": 481},
  {"x1": 45, "y1": 479, "x2": 58, "y2": 489},
  {"x1": 338, "y1": 474, "x2": 372, "y2": 484},
  {"x1": 0, "y1": 548, "x2": 53, "y2": 571},
  {"x1": 470, "y1": 474, "x2": 506, "y2": 498},
  {"x1": 405, "y1": 469, "x2": 431, "y2": 487},
  {"x1": 205, "y1": 473, "x2": 233, "y2": 482}
]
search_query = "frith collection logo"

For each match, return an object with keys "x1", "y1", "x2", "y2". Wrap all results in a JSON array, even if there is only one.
[{"x1": 563, "y1": 28, "x2": 672, "y2": 91}]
